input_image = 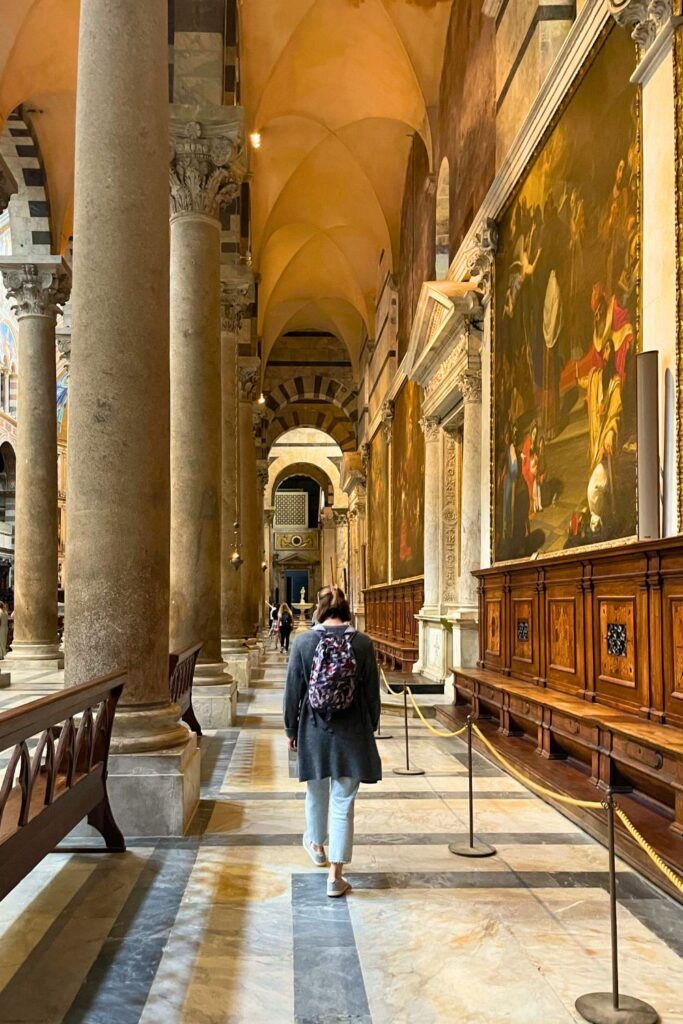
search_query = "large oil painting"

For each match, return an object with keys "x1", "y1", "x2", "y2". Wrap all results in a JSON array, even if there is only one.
[
  {"x1": 494, "y1": 27, "x2": 640, "y2": 561},
  {"x1": 392, "y1": 380, "x2": 425, "y2": 580},
  {"x1": 368, "y1": 427, "x2": 388, "y2": 585}
]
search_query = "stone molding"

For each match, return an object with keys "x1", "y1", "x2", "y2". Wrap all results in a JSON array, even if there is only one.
[
  {"x1": 264, "y1": 508, "x2": 275, "y2": 527},
  {"x1": 340, "y1": 450, "x2": 366, "y2": 494},
  {"x1": 169, "y1": 108, "x2": 246, "y2": 220},
  {"x1": 238, "y1": 363, "x2": 259, "y2": 402},
  {"x1": 441, "y1": 430, "x2": 460, "y2": 606},
  {"x1": 0, "y1": 257, "x2": 71, "y2": 320},
  {"x1": 462, "y1": 219, "x2": 498, "y2": 305}
]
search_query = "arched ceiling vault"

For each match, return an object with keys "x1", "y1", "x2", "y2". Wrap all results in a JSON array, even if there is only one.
[{"x1": 241, "y1": 0, "x2": 454, "y2": 369}]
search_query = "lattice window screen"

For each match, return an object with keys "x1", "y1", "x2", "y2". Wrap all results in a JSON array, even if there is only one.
[{"x1": 275, "y1": 491, "x2": 307, "y2": 527}]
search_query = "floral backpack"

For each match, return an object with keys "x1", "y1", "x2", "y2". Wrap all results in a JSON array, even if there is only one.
[{"x1": 307, "y1": 631, "x2": 358, "y2": 717}]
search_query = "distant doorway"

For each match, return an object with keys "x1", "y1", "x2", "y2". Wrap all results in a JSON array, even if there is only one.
[{"x1": 285, "y1": 570, "x2": 309, "y2": 608}]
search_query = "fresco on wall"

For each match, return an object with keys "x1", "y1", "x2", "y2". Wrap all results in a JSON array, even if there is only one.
[
  {"x1": 392, "y1": 380, "x2": 425, "y2": 580},
  {"x1": 368, "y1": 428, "x2": 388, "y2": 586},
  {"x1": 494, "y1": 28, "x2": 639, "y2": 562}
]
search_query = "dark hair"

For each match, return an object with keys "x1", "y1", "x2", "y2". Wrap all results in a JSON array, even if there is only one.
[{"x1": 315, "y1": 584, "x2": 351, "y2": 624}]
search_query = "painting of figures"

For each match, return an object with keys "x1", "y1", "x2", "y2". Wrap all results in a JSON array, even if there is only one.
[
  {"x1": 368, "y1": 427, "x2": 389, "y2": 585},
  {"x1": 392, "y1": 380, "x2": 425, "y2": 580},
  {"x1": 494, "y1": 28, "x2": 640, "y2": 562}
]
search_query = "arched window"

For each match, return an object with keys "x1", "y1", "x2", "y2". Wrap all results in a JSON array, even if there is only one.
[{"x1": 435, "y1": 157, "x2": 450, "y2": 280}]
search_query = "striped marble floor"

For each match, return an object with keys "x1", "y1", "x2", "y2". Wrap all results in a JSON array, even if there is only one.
[{"x1": 1, "y1": 651, "x2": 682, "y2": 1023}]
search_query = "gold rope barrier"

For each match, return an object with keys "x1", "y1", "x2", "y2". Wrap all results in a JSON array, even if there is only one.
[
  {"x1": 616, "y1": 807, "x2": 683, "y2": 897},
  {"x1": 380, "y1": 669, "x2": 403, "y2": 698},
  {"x1": 470, "y1": 722, "x2": 604, "y2": 810},
  {"x1": 380, "y1": 669, "x2": 468, "y2": 738}
]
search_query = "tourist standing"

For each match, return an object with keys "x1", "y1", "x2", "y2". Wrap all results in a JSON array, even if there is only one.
[{"x1": 283, "y1": 585, "x2": 381, "y2": 897}]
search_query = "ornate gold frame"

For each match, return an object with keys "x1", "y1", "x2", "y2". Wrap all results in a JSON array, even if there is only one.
[{"x1": 490, "y1": 23, "x2": 643, "y2": 564}]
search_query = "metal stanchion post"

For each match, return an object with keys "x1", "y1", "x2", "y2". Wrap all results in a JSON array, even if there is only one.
[
  {"x1": 375, "y1": 702, "x2": 393, "y2": 741},
  {"x1": 449, "y1": 715, "x2": 496, "y2": 858},
  {"x1": 575, "y1": 793, "x2": 657, "y2": 1024},
  {"x1": 392, "y1": 685, "x2": 424, "y2": 776}
]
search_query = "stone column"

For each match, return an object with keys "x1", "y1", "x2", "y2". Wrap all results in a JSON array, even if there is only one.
[
  {"x1": 220, "y1": 281, "x2": 250, "y2": 643},
  {"x1": 256, "y1": 461, "x2": 269, "y2": 623},
  {"x1": 458, "y1": 373, "x2": 482, "y2": 610},
  {"x1": 320, "y1": 507, "x2": 336, "y2": 588},
  {"x1": 168, "y1": 113, "x2": 243, "y2": 699},
  {"x1": 420, "y1": 416, "x2": 442, "y2": 612},
  {"x1": 66, "y1": 0, "x2": 195, "y2": 836},
  {"x1": 238, "y1": 363, "x2": 260, "y2": 636},
  {"x1": 0, "y1": 258, "x2": 69, "y2": 669},
  {"x1": 333, "y1": 509, "x2": 349, "y2": 591}
]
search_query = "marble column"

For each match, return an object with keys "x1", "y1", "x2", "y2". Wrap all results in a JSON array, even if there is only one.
[
  {"x1": 420, "y1": 416, "x2": 442, "y2": 612},
  {"x1": 66, "y1": 0, "x2": 196, "y2": 836},
  {"x1": 333, "y1": 509, "x2": 349, "y2": 591},
  {"x1": 238, "y1": 364, "x2": 260, "y2": 636},
  {"x1": 457, "y1": 373, "x2": 482, "y2": 610},
  {"x1": 256, "y1": 462, "x2": 269, "y2": 622},
  {"x1": 168, "y1": 114, "x2": 242, "y2": 693},
  {"x1": 220, "y1": 282, "x2": 250, "y2": 644},
  {"x1": 0, "y1": 259, "x2": 69, "y2": 668}
]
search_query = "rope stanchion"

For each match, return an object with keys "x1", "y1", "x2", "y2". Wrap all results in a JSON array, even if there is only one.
[
  {"x1": 406, "y1": 688, "x2": 469, "y2": 739},
  {"x1": 381, "y1": 670, "x2": 424, "y2": 776},
  {"x1": 575, "y1": 793, "x2": 658, "y2": 1024},
  {"x1": 375, "y1": 701, "x2": 393, "y2": 741},
  {"x1": 448, "y1": 715, "x2": 496, "y2": 858}
]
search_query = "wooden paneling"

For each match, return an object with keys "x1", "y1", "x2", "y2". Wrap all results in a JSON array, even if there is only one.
[
  {"x1": 475, "y1": 537, "x2": 683, "y2": 725},
  {"x1": 364, "y1": 579, "x2": 423, "y2": 671}
]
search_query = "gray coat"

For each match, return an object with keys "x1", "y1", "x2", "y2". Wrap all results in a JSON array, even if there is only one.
[{"x1": 283, "y1": 624, "x2": 382, "y2": 784}]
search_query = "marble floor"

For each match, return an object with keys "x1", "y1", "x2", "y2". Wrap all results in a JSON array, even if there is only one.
[{"x1": 1, "y1": 651, "x2": 683, "y2": 1023}]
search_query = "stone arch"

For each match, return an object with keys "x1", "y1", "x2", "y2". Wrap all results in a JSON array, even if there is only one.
[
  {"x1": 267, "y1": 406, "x2": 356, "y2": 452},
  {"x1": 435, "y1": 156, "x2": 450, "y2": 281},
  {"x1": 264, "y1": 374, "x2": 357, "y2": 422},
  {"x1": 0, "y1": 109, "x2": 53, "y2": 256},
  {"x1": 268, "y1": 458, "x2": 343, "y2": 509}
]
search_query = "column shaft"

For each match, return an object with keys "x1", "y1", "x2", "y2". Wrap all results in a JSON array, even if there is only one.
[
  {"x1": 169, "y1": 213, "x2": 222, "y2": 664},
  {"x1": 221, "y1": 330, "x2": 242, "y2": 639},
  {"x1": 422, "y1": 419, "x2": 442, "y2": 610},
  {"x1": 66, "y1": 0, "x2": 185, "y2": 747},
  {"x1": 460, "y1": 396, "x2": 482, "y2": 608},
  {"x1": 238, "y1": 400, "x2": 259, "y2": 635}
]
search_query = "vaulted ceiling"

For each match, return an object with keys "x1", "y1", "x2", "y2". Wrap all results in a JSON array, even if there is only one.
[{"x1": 240, "y1": 0, "x2": 454, "y2": 371}]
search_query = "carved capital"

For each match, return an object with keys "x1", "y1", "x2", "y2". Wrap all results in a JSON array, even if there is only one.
[
  {"x1": 456, "y1": 370, "x2": 482, "y2": 405},
  {"x1": 464, "y1": 218, "x2": 498, "y2": 304},
  {"x1": 360, "y1": 442, "x2": 371, "y2": 472},
  {"x1": 609, "y1": 0, "x2": 672, "y2": 50},
  {"x1": 0, "y1": 259, "x2": 70, "y2": 320},
  {"x1": 381, "y1": 400, "x2": 395, "y2": 443},
  {"x1": 169, "y1": 118, "x2": 245, "y2": 219},
  {"x1": 56, "y1": 300, "x2": 73, "y2": 367},
  {"x1": 419, "y1": 415, "x2": 441, "y2": 443},
  {"x1": 256, "y1": 465, "x2": 269, "y2": 495},
  {"x1": 333, "y1": 508, "x2": 348, "y2": 526},
  {"x1": 221, "y1": 283, "x2": 250, "y2": 335},
  {"x1": 239, "y1": 365, "x2": 259, "y2": 402}
]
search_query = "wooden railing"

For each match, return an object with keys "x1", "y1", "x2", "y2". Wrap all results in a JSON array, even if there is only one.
[
  {"x1": 0, "y1": 673, "x2": 125, "y2": 901},
  {"x1": 169, "y1": 643, "x2": 202, "y2": 736}
]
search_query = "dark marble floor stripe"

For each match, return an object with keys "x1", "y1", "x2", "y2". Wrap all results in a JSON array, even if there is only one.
[
  {"x1": 292, "y1": 874, "x2": 372, "y2": 1024},
  {"x1": 200, "y1": 730, "x2": 240, "y2": 796},
  {"x1": 120, "y1": 830, "x2": 593, "y2": 848},
  {"x1": 345, "y1": 869, "x2": 653, "y2": 899},
  {"x1": 449, "y1": 751, "x2": 504, "y2": 777},
  {"x1": 62, "y1": 846, "x2": 199, "y2": 1024}
]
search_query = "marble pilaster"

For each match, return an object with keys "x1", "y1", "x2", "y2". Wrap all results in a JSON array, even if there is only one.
[
  {"x1": 0, "y1": 258, "x2": 70, "y2": 669},
  {"x1": 238, "y1": 362, "x2": 260, "y2": 636},
  {"x1": 66, "y1": 0, "x2": 197, "y2": 835}
]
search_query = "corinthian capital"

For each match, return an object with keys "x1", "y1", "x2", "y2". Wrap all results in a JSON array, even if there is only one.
[
  {"x1": 169, "y1": 111, "x2": 246, "y2": 220},
  {"x1": 609, "y1": 0, "x2": 672, "y2": 50},
  {"x1": 239, "y1": 365, "x2": 259, "y2": 401},
  {"x1": 381, "y1": 399, "x2": 395, "y2": 443},
  {"x1": 221, "y1": 283, "x2": 251, "y2": 335},
  {"x1": 457, "y1": 370, "x2": 482, "y2": 405},
  {"x1": 419, "y1": 415, "x2": 441, "y2": 443},
  {"x1": 0, "y1": 257, "x2": 71, "y2": 320},
  {"x1": 464, "y1": 218, "x2": 498, "y2": 304}
]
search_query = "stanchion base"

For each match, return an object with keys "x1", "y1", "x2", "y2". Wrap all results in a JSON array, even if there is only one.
[
  {"x1": 448, "y1": 839, "x2": 497, "y2": 858},
  {"x1": 393, "y1": 767, "x2": 426, "y2": 776},
  {"x1": 575, "y1": 993, "x2": 658, "y2": 1024},
  {"x1": 375, "y1": 734, "x2": 394, "y2": 740}
]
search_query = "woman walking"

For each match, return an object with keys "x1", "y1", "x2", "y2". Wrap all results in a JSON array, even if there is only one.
[
  {"x1": 278, "y1": 602, "x2": 294, "y2": 653},
  {"x1": 283, "y1": 585, "x2": 381, "y2": 897},
  {"x1": 0, "y1": 602, "x2": 8, "y2": 659}
]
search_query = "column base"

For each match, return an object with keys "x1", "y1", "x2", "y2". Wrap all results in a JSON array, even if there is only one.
[
  {"x1": 110, "y1": 702, "x2": 191, "y2": 754},
  {"x1": 6, "y1": 642, "x2": 64, "y2": 671},
  {"x1": 193, "y1": 679, "x2": 238, "y2": 728},
  {"x1": 221, "y1": 638, "x2": 257, "y2": 686},
  {"x1": 0, "y1": 672, "x2": 9, "y2": 688},
  {"x1": 75, "y1": 734, "x2": 200, "y2": 838}
]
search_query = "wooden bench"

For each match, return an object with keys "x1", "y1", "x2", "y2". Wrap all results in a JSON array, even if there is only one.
[
  {"x1": 0, "y1": 673, "x2": 125, "y2": 902},
  {"x1": 370, "y1": 635, "x2": 419, "y2": 672},
  {"x1": 169, "y1": 643, "x2": 202, "y2": 736}
]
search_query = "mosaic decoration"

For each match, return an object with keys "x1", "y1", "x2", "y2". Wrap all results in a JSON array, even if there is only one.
[
  {"x1": 392, "y1": 380, "x2": 425, "y2": 581},
  {"x1": 494, "y1": 28, "x2": 640, "y2": 561},
  {"x1": 606, "y1": 622, "x2": 627, "y2": 658}
]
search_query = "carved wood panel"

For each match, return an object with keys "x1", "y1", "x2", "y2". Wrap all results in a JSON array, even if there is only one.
[
  {"x1": 597, "y1": 597, "x2": 636, "y2": 691},
  {"x1": 548, "y1": 598, "x2": 576, "y2": 675},
  {"x1": 485, "y1": 599, "x2": 501, "y2": 658}
]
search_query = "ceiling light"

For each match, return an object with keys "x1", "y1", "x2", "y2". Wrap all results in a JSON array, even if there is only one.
[
  {"x1": 257, "y1": 392, "x2": 266, "y2": 405},
  {"x1": 250, "y1": 131, "x2": 262, "y2": 150}
]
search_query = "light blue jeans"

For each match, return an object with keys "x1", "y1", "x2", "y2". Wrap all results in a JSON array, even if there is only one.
[{"x1": 305, "y1": 776, "x2": 360, "y2": 864}]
